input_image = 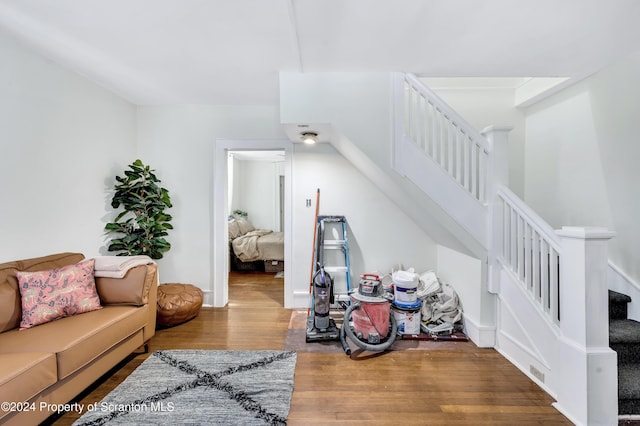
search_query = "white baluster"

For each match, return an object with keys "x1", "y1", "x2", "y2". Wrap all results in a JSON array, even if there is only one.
[{"x1": 532, "y1": 230, "x2": 540, "y2": 300}]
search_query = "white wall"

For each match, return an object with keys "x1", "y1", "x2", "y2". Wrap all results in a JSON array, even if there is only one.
[
  {"x1": 0, "y1": 50, "x2": 439, "y2": 305},
  {"x1": 135, "y1": 105, "x2": 287, "y2": 289},
  {"x1": 0, "y1": 34, "x2": 500, "y2": 313},
  {"x1": 292, "y1": 143, "x2": 437, "y2": 303},
  {"x1": 280, "y1": 72, "x2": 484, "y2": 259},
  {"x1": 232, "y1": 158, "x2": 280, "y2": 231},
  {"x1": 0, "y1": 30, "x2": 136, "y2": 262},
  {"x1": 524, "y1": 51, "x2": 640, "y2": 285},
  {"x1": 436, "y1": 244, "x2": 493, "y2": 346}
]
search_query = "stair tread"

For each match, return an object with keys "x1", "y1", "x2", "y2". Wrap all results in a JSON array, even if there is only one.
[
  {"x1": 610, "y1": 290, "x2": 632, "y2": 304},
  {"x1": 619, "y1": 364, "x2": 640, "y2": 399},
  {"x1": 610, "y1": 319, "x2": 640, "y2": 344}
]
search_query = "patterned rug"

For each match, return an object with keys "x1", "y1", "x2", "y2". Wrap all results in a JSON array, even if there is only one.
[{"x1": 73, "y1": 350, "x2": 297, "y2": 425}]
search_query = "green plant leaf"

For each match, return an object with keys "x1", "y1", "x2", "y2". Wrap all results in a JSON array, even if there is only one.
[{"x1": 104, "y1": 159, "x2": 172, "y2": 260}]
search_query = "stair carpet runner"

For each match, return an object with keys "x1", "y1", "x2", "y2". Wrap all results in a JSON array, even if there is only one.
[{"x1": 609, "y1": 290, "x2": 640, "y2": 415}]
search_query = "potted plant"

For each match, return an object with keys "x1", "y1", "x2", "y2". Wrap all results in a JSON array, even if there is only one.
[
  {"x1": 233, "y1": 209, "x2": 248, "y2": 219},
  {"x1": 105, "y1": 159, "x2": 173, "y2": 259}
]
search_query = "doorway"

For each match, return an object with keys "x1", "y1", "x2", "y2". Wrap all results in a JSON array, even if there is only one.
[
  {"x1": 212, "y1": 139, "x2": 293, "y2": 308},
  {"x1": 228, "y1": 150, "x2": 285, "y2": 232}
]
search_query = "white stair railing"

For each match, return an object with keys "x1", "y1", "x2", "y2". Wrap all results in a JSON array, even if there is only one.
[
  {"x1": 394, "y1": 72, "x2": 617, "y2": 425},
  {"x1": 498, "y1": 186, "x2": 561, "y2": 325},
  {"x1": 401, "y1": 73, "x2": 490, "y2": 205},
  {"x1": 398, "y1": 73, "x2": 562, "y2": 326}
]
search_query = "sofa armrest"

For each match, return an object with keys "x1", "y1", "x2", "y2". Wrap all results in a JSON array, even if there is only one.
[
  {"x1": 96, "y1": 263, "x2": 158, "y2": 342},
  {"x1": 95, "y1": 264, "x2": 158, "y2": 306}
]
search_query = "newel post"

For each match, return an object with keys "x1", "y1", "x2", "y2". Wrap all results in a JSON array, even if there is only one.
[
  {"x1": 481, "y1": 125, "x2": 512, "y2": 191},
  {"x1": 481, "y1": 125, "x2": 512, "y2": 293},
  {"x1": 555, "y1": 226, "x2": 617, "y2": 426}
]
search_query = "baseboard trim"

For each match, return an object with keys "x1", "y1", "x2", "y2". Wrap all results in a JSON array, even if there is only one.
[
  {"x1": 609, "y1": 261, "x2": 640, "y2": 292},
  {"x1": 551, "y1": 402, "x2": 581, "y2": 426},
  {"x1": 609, "y1": 262, "x2": 640, "y2": 322},
  {"x1": 463, "y1": 316, "x2": 496, "y2": 348},
  {"x1": 293, "y1": 291, "x2": 311, "y2": 309},
  {"x1": 202, "y1": 290, "x2": 214, "y2": 307}
]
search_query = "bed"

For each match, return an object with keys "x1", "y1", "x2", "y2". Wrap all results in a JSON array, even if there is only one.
[{"x1": 228, "y1": 218, "x2": 284, "y2": 272}]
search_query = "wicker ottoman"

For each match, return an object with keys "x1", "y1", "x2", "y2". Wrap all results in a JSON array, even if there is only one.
[{"x1": 156, "y1": 283, "x2": 204, "y2": 327}]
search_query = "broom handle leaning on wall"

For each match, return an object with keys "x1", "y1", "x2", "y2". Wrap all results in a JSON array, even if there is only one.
[{"x1": 307, "y1": 188, "x2": 320, "y2": 315}]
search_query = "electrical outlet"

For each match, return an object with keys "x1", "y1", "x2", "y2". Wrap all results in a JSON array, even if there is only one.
[{"x1": 530, "y1": 365, "x2": 545, "y2": 383}]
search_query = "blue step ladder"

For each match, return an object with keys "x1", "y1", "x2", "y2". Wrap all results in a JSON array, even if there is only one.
[{"x1": 313, "y1": 215, "x2": 352, "y2": 307}]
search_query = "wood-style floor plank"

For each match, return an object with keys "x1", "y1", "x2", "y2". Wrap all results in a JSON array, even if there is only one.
[{"x1": 50, "y1": 271, "x2": 571, "y2": 425}]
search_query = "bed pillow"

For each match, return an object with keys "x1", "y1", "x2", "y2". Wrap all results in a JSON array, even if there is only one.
[
  {"x1": 16, "y1": 259, "x2": 102, "y2": 330},
  {"x1": 237, "y1": 219, "x2": 255, "y2": 235},
  {"x1": 228, "y1": 219, "x2": 242, "y2": 239}
]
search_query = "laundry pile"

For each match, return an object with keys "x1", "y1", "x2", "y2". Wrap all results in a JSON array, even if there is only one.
[
  {"x1": 416, "y1": 270, "x2": 463, "y2": 334},
  {"x1": 380, "y1": 267, "x2": 464, "y2": 336}
]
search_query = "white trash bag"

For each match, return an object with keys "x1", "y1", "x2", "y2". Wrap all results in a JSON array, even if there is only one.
[
  {"x1": 417, "y1": 270, "x2": 440, "y2": 299},
  {"x1": 418, "y1": 272, "x2": 463, "y2": 325}
]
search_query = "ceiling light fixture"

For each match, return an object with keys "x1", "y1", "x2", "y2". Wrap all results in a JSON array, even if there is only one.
[{"x1": 300, "y1": 132, "x2": 318, "y2": 145}]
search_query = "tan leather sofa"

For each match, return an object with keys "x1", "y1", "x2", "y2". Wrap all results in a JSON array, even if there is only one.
[{"x1": 0, "y1": 252, "x2": 158, "y2": 426}]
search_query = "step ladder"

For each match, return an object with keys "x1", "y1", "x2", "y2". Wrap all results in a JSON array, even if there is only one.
[{"x1": 313, "y1": 215, "x2": 352, "y2": 307}]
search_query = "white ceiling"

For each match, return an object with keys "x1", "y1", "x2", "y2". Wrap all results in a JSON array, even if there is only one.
[{"x1": 1, "y1": 0, "x2": 639, "y2": 105}]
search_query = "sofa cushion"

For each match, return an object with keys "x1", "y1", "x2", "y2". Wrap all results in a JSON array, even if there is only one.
[
  {"x1": 0, "y1": 352, "x2": 57, "y2": 411},
  {"x1": 0, "y1": 305, "x2": 147, "y2": 380},
  {"x1": 95, "y1": 265, "x2": 150, "y2": 306},
  {"x1": 0, "y1": 252, "x2": 84, "y2": 332},
  {"x1": 16, "y1": 259, "x2": 102, "y2": 330}
]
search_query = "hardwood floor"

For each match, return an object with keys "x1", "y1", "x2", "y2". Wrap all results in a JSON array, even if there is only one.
[{"x1": 52, "y1": 271, "x2": 571, "y2": 425}]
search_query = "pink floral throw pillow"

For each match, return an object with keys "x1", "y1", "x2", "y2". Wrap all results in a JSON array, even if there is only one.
[{"x1": 16, "y1": 259, "x2": 102, "y2": 330}]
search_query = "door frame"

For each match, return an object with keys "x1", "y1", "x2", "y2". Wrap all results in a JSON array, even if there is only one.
[{"x1": 212, "y1": 138, "x2": 293, "y2": 307}]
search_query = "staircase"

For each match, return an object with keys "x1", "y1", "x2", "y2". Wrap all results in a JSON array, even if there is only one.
[
  {"x1": 398, "y1": 74, "x2": 623, "y2": 424},
  {"x1": 610, "y1": 290, "x2": 640, "y2": 414}
]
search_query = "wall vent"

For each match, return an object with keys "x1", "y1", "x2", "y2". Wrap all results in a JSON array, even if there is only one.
[{"x1": 530, "y1": 365, "x2": 545, "y2": 383}]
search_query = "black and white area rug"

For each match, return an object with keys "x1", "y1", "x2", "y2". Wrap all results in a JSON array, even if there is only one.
[{"x1": 73, "y1": 350, "x2": 297, "y2": 426}]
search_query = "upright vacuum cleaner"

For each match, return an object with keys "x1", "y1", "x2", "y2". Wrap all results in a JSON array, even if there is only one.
[
  {"x1": 304, "y1": 190, "x2": 350, "y2": 352},
  {"x1": 306, "y1": 263, "x2": 340, "y2": 342},
  {"x1": 305, "y1": 189, "x2": 339, "y2": 342}
]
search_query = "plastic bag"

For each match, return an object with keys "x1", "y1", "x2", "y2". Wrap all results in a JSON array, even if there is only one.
[{"x1": 419, "y1": 272, "x2": 463, "y2": 324}]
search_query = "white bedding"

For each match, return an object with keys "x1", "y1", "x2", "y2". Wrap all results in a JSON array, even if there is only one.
[{"x1": 231, "y1": 229, "x2": 284, "y2": 262}]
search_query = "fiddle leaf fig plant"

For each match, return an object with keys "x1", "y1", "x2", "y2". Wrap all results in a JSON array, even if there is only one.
[{"x1": 105, "y1": 159, "x2": 173, "y2": 259}]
